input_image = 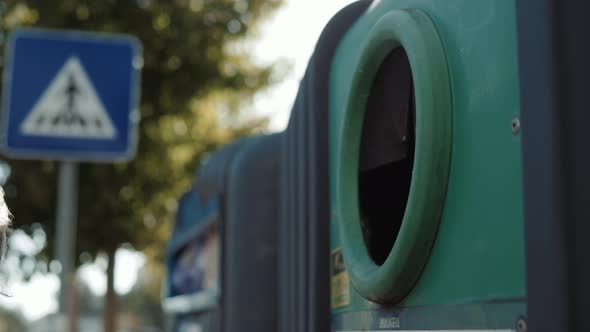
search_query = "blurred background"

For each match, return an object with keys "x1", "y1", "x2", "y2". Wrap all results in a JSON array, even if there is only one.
[{"x1": 0, "y1": 0, "x2": 355, "y2": 331}]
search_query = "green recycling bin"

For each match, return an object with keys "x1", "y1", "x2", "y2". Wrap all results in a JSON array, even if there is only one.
[{"x1": 329, "y1": 0, "x2": 525, "y2": 330}]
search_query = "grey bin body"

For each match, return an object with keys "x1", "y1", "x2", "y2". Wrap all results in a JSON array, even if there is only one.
[
  {"x1": 165, "y1": 134, "x2": 281, "y2": 332},
  {"x1": 222, "y1": 134, "x2": 281, "y2": 332},
  {"x1": 279, "y1": 2, "x2": 370, "y2": 332}
]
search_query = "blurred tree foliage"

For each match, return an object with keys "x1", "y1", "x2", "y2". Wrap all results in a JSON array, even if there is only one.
[
  {"x1": 0, "y1": 0, "x2": 284, "y2": 330},
  {"x1": 0, "y1": 0, "x2": 285, "y2": 328},
  {"x1": 0, "y1": 0, "x2": 284, "y2": 259}
]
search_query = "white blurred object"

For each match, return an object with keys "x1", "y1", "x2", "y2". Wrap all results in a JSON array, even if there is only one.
[{"x1": 0, "y1": 186, "x2": 10, "y2": 227}]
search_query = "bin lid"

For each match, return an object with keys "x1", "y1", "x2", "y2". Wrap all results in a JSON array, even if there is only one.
[{"x1": 194, "y1": 140, "x2": 246, "y2": 202}]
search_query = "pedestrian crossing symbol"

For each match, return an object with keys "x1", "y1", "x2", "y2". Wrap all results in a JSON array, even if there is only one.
[
  {"x1": 2, "y1": 28, "x2": 141, "y2": 161},
  {"x1": 20, "y1": 56, "x2": 117, "y2": 139}
]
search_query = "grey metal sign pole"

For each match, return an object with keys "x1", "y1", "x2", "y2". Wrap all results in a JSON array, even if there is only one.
[{"x1": 55, "y1": 161, "x2": 79, "y2": 314}]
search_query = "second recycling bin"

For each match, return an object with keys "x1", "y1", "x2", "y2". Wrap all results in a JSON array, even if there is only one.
[{"x1": 163, "y1": 134, "x2": 281, "y2": 332}]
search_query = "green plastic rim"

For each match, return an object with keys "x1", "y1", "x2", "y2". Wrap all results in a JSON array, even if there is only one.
[{"x1": 336, "y1": 9, "x2": 452, "y2": 304}]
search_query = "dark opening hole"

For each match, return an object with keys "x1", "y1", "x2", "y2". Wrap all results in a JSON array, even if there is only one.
[{"x1": 358, "y1": 48, "x2": 415, "y2": 266}]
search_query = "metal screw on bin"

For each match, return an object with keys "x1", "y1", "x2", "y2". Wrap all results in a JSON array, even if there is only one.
[
  {"x1": 512, "y1": 117, "x2": 521, "y2": 135},
  {"x1": 516, "y1": 318, "x2": 527, "y2": 332}
]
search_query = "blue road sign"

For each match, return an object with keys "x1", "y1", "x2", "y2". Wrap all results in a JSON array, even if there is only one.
[{"x1": 1, "y1": 29, "x2": 142, "y2": 161}]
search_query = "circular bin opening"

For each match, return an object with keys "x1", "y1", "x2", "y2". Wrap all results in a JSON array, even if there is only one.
[
  {"x1": 335, "y1": 9, "x2": 452, "y2": 304},
  {"x1": 358, "y1": 47, "x2": 414, "y2": 266}
]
